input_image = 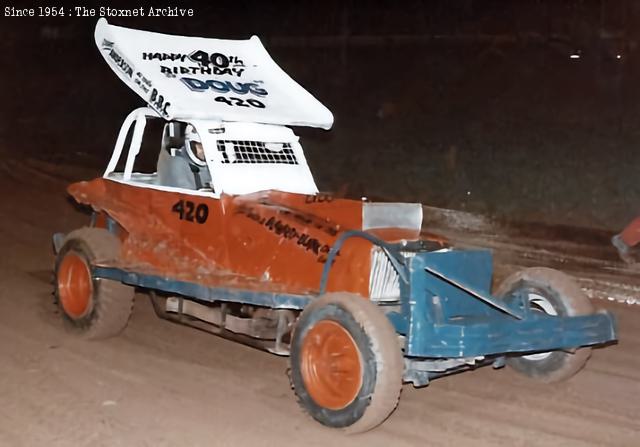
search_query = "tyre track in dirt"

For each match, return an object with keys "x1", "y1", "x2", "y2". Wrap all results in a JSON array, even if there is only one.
[{"x1": 423, "y1": 205, "x2": 640, "y2": 305}]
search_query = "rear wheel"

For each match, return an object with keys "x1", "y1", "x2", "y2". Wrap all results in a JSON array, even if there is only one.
[
  {"x1": 496, "y1": 267, "x2": 593, "y2": 383},
  {"x1": 55, "y1": 228, "x2": 134, "y2": 340},
  {"x1": 289, "y1": 293, "x2": 403, "y2": 433}
]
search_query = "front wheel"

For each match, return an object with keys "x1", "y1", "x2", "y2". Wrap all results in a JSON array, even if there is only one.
[
  {"x1": 289, "y1": 293, "x2": 403, "y2": 433},
  {"x1": 496, "y1": 267, "x2": 594, "y2": 383}
]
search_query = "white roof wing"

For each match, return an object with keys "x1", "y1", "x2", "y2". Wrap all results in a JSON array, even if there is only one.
[{"x1": 94, "y1": 19, "x2": 333, "y2": 129}]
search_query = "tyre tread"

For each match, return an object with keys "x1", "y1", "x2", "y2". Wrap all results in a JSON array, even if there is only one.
[
  {"x1": 290, "y1": 293, "x2": 403, "y2": 433},
  {"x1": 496, "y1": 267, "x2": 593, "y2": 383}
]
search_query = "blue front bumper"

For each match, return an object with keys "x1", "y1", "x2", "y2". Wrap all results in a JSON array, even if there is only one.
[
  {"x1": 387, "y1": 250, "x2": 618, "y2": 358},
  {"x1": 403, "y1": 310, "x2": 616, "y2": 358}
]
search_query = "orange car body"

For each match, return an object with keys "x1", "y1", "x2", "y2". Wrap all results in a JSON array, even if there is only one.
[{"x1": 69, "y1": 177, "x2": 432, "y2": 299}]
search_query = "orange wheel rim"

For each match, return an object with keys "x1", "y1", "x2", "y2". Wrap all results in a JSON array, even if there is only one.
[
  {"x1": 57, "y1": 252, "x2": 93, "y2": 318},
  {"x1": 300, "y1": 320, "x2": 362, "y2": 410}
]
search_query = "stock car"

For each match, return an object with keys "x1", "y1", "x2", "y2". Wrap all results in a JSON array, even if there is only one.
[{"x1": 53, "y1": 19, "x2": 617, "y2": 433}]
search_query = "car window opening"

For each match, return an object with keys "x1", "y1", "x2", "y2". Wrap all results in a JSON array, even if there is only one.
[{"x1": 157, "y1": 121, "x2": 213, "y2": 191}]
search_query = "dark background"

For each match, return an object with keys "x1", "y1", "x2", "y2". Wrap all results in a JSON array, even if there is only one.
[{"x1": 2, "y1": 0, "x2": 639, "y2": 230}]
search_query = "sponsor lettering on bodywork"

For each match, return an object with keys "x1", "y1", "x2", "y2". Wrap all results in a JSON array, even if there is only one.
[{"x1": 236, "y1": 205, "x2": 339, "y2": 263}]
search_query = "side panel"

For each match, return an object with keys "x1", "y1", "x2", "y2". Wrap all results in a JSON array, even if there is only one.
[
  {"x1": 68, "y1": 179, "x2": 372, "y2": 296},
  {"x1": 223, "y1": 193, "x2": 371, "y2": 295}
]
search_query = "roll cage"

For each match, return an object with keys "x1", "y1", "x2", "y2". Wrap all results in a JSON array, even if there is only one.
[{"x1": 104, "y1": 107, "x2": 319, "y2": 197}]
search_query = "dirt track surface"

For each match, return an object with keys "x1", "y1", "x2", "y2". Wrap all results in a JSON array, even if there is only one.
[{"x1": 1, "y1": 158, "x2": 639, "y2": 446}]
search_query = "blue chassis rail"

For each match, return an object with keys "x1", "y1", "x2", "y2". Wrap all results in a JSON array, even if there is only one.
[
  {"x1": 91, "y1": 236, "x2": 616, "y2": 359},
  {"x1": 93, "y1": 266, "x2": 313, "y2": 310}
]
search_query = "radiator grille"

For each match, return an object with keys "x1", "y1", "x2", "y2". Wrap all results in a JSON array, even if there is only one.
[
  {"x1": 217, "y1": 140, "x2": 298, "y2": 165},
  {"x1": 369, "y1": 248, "x2": 417, "y2": 302},
  {"x1": 369, "y1": 247, "x2": 401, "y2": 302}
]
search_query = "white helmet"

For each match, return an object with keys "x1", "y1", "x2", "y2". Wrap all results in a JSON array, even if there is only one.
[{"x1": 185, "y1": 124, "x2": 206, "y2": 166}]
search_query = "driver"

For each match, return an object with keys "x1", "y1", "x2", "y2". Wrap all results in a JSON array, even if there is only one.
[
  {"x1": 157, "y1": 123, "x2": 212, "y2": 190},
  {"x1": 185, "y1": 125, "x2": 206, "y2": 166},
  {"x1": 184, "y1": 125, "x2": 212, "y2": 190}
]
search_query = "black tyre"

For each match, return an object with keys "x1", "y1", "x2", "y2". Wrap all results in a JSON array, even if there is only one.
[
  {"x1": 290, "y1": 293, "x2": 403, "y2": 433},
  {"x1": 495, "y1": 267, "x2": 594, "y2": 383},
  {"x1": 54, "y1": 228, "x2": 134, "y2": 340}
]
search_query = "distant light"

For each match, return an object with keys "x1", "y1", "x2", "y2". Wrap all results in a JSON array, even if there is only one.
[
  {"x1": 616, "y1": 54, "x2": 622, "y2": 59},
  {"x1": 570, "y1": 53, "x2": 581, "y2": 59}
]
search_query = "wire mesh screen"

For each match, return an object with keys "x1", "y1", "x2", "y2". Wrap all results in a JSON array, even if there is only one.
[{"x1": 216, "y1": 140, "x2": 298, "y2": 165}]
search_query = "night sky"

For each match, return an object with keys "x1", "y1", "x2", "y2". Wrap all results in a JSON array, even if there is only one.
[{"x1": 2, "y1": 0, "x2": 639, "y2": 229}]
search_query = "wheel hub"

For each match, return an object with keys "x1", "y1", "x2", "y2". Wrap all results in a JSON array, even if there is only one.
[
  {"x1": 522, "y1": 291, "x2": 558, "y2": 361},
  {"x1": 57, "y1": 252, "x2": 93, "y2": 318},
  {"x1": 300, "y1": 320, "x2": 362, "y2": 410}
]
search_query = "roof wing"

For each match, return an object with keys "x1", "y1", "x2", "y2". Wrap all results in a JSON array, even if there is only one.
[{"x1": 94, "y1": 18, "x2": 333, "y2": 129}]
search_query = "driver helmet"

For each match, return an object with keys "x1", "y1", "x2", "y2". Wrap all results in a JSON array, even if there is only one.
[{"x1": 185, "y1": 124, "x2": 207, "y2": 166}]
